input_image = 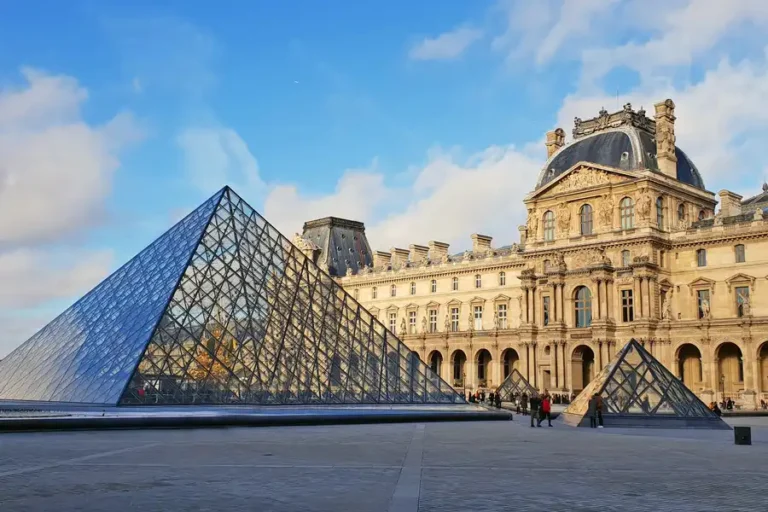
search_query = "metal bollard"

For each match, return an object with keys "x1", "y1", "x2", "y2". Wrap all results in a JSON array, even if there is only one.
[{"x1": 734, "y1": 426, "x2": 751, "y2": 445}]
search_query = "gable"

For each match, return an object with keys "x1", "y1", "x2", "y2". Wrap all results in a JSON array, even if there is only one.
[
  {"x1": 530, "y1": 164, "x2": 634, "y2": 200},
  {"x1": 725, "y1": 273, "x2": 756, "y2": 291}
]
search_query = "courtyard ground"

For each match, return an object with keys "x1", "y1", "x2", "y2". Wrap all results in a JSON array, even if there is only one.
[{"x1": 0, "y1": 416, "x2": 765, "y2": 512}]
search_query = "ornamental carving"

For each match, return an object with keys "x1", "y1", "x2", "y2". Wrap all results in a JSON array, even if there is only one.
[
  {"x1": 526, "y1": 209, "x2": 538, "y2": 238},
  {"x1": 598, "y1": 195, "x2": 613, "y2": 227},
  {"x1": 551, "y1": 168, "x2": 611, "y2": 193},
  {"x1": 637, "y1": 191, "x2": 653, "y2": 221},
  {"x1": 557, "y1": 203, "x2": 571, "y2": 232},
  {"x1": 571, "y1": 247, "x2": 609, "y2": 268},
  {"x1": 292, "y1": 233, "x2": 319, "y2": 253}
]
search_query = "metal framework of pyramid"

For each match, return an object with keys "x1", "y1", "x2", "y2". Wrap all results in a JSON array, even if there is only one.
[
  {"x1": 0, "y1": 187, "x2": 464, "y2": 406},
  {"x1": 560, "y1": 339, "x2": 729, "y2": 429},
  {"x1": 495, "y1": 369, "x2": 537, "y2": 401}
]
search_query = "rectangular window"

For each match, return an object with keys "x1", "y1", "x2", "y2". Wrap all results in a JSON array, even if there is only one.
[
  {"x1": 736, "y1": 286, "x2": 750, "y2": 318},
  {"x1": 473, "y1": 306, "x2": 483, "y2": 330},
  {"x1": 735, "y1": 244, "x2": 745, "y2": 263},
  {"x1": 410, "y1": 282, "x2": 416, "y2": 295},
  {"x1": 499, "y1": 272, "x2": 506, "y2": 286},
  {"x1": 621, "y1": 250, "x2": 630, "y2": 267},
  {"x1": 354, "y1": 289, "x2": 359, "y2": 300},
  {"x1": 408, "y1": 311, "x2": 417, "y2": 334},
  {"x1": 452, "y1": 278, "x2": 458, "y2": 291},
  {"x1": 389, "y1": 312, "x2": 396, "y2": 332},
  {"x1": 697, "y1": 289, "x2": 710, "y2": 319},
  {"x1": 621, "y1": 289, "x2": 634, "y2": 322},
  {"x1": 497, "y1": 304, "x2": 508, "y2": 329},
  {"x1": 429, "y1": 309, "x2": 438, "y2": 333},
  {"x1": 696, "y1": 249, "x2": 707, "y2": 267},
  {"x1": 431, "y1": 280, "x2": 437, "y2": 293},
  {"x1": 542, "y1": 296, "x2": 550, "y2": 326},
  {"x1": 450, "y1": 307, "x2": 459, "y2": 332},
  {"x1": 475, "y1": 275, "x2": 482, "y2": 288}
]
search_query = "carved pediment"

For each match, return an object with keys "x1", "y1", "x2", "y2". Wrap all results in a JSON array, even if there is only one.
[
  {"x1": 493, "y1": 294, "x2": 511, "y2": 303},
  {"x1": 369, "y1": 307, "x2": 380, "y2": 316},
  {"x1": 534, "y1": 165, "x2": 632, "y2": 198},
  {"x1": 688, "y1": 277, "x2": 715, "y2": 295},
  {"x1": 404, "y1": 303, "x2": 419, "y2": 311},
  {"x1": 425, "y1": 301, "x2": 440, "y2": 309},
  {"x1": 386, "y1": 304, "x2": 399, "y2": 312},
  {"x1": 658, "y1": 278, "x2": 673, "y2": 290},
  {"x1": 469, "y1": 296, "x2": 486, "y2": 305},
  {"x1": 725, "y1": 273, "x2": 756, "y2": 292},
  {"x1": 446, "y1": 298, "x2": 463, "y2": 306}
]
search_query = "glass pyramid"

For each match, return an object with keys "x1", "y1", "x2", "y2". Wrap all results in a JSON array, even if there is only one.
[
  {"x1": 495, "y1": 369, "x2": 537, "y2": 401},
  {"x1": 560, "y1": 339, "x2": 728, "y2": 429},
  {"x1": 0, "y1": 187, "x2": 464, "y2": 406}
]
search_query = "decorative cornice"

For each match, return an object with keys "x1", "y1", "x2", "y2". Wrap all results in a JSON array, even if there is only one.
[{"x1": 572, "y1": 103, "x2": 655, "y2": 140}]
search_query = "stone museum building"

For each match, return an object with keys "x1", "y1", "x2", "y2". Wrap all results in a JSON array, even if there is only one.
[{"x1": 297, "y1": 99, "x2": 768, "y2": 409}]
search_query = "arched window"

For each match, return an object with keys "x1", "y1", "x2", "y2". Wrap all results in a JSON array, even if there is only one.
[
  {"x1": 580, "y1": 204, "x2": 593, "y2": 235},
  {"x1": 390, "y1": 284, "x2": 397, "y2": 297},
  {"x1": 677, "y1": 203, "x2": 686, "y2": 222},
  {"x1": 621, "y1": 250, "x2": 630, "y2": 267},
  {"x1": 452, "y1": 277, "x2": 459, "y2": 291},
  {"x1": 620, "y1": 197, "x2": 634, "y2": 230},
  {"x1": 543, "y1": 211, "x2": 555, "y2": 241},
  {"x1": 498, "y1": 271, "x2": 506, "y2": 286},
  {"x1": 410, "y1": 282, "x2": 416, "y2": 295},
  {"x1": 698, "y1": 209, "x2": 706, "y2": 221},
  {"x1": 656, "y1": 196, "x2": 664, "y2": 229},
  {"x1": 574, "y1": 286, "x2": 592, "y2": 328},
  {"x1": 543, "y1": 259, "x2": 551, "y2": 272},
  {"x1": 430, "y1": 279, "x2": 437, "y2": 293},
  {"x1": 475, "y1": 274, "x2": 482, "y2": 288}
]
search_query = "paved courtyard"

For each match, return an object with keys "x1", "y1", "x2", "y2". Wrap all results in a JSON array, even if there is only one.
[{"x1": 0, "y1": 416, "x2": 765, "y2": 512}]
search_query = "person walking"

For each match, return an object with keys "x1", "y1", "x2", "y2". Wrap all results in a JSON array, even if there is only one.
[
  {"x1": 521, "y1": 392, "x2": 529, "y2": 415},
  {"x1": 529, "y1": 394, "x2": 541, "y2": 428},
  {"x1": 587, "y1": 394, "x2": 598, "y2": 428},
  {"x1": 538, "y1": 393, "x2": 553, "y2": 427},
  {"x1": 596, "y1": 394, "x2": 604, "y2": 428}
]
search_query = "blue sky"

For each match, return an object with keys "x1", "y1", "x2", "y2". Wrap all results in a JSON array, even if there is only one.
[{"x1": 1, "y1": 0, "x2": 768, "y2": 356}]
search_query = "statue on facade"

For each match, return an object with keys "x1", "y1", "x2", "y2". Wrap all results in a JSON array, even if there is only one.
[
  {"x1": 346, "y1": 266, "x2": 354, "y2": 277},
  {"x1": 493, "y1": 311, "x2": 499, "y2": 330},
  {"x1": 638, "y1": 192, "x2": 653, "y2": 220},
  {"x1": 517, "y1": 296, "x2": 524, "y2": 322},
  {"x1": 739, "y1": 291, "x2": 751, "y2": 316},
  {"x1": 700, "y1": 298, "x2": 711, "y2": 319},
  {"x1": 400, "y1": 318, "x2": 406, "y2": 336},
  {"x1": 661, "y1": 292, "x2": 672, "y2": 320},
  {"x1": 444, "y1": 314, "x2": 451, "y2": 332},
  {"x1": 554, "y1": 251, "x2": 567, "y2": 272},
  {"x1": 657, "y1": 122, "x2": 675, "y2": 158},
  {"x1": 557, "y1": 203, "x2": 571, "y2": 232},
  {"x1": 598, "y1": 195, "x2": 613, "y2": 227},
  {"x1": 598, "y1": 246, "x2": 612, "y2": 266},
  {"x1": 468, "y1": 312, "x2": 474, "y2": 332},
  {"x1": 421, "y1": 316, "x2": 428, "y2": 334},
  {"x1": 526, "y1": 209, "x2": 538, "y2": 238}
]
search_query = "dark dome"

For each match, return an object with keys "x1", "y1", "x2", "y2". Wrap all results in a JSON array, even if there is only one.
[{"x1": 536, "y1": 127, "x2": 705, "y2": 190}]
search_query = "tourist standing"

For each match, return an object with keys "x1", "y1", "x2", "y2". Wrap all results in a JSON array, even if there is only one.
[
  {"x1": 529, "y1": 394, "x2": 541, "y2": 428},
  {"x1": 587, "y1": 394, "x2": 598, "y2": 428},
  {"x1": 538, "y1": 393, "x2": 552, "y2": 427},
  {"x1": 521, "y1": 392, "x2": 529, "y2": 415},
  {"x1": 596, "y1": 394, "x2": 604, "y2": 428}
]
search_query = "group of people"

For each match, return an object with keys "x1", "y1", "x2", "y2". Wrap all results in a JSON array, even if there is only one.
[
  {"x1": 527, "y1": 391, "x2": 553, "y2": 427},
  {"x1": 466, "y1": 390, "x2": 502, "y2": 409},
  {"x1": 707, "y1": 402, "x2": 723, "y2": 416}
]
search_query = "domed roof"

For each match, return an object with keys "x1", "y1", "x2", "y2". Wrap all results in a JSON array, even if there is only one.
[{"x1": 536, "y1": 104, "x2": 705, "y2": 191}]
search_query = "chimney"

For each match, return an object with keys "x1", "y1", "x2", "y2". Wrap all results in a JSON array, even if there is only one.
[
  {"x1": 390, "y1": 247, "x2": 410, "y2": 267},
  {"x1": 373, "y1": 250, "x2": 391, "y2": 268},
  {"x1": 718, "y1": 190, "x2": 743, "y2": 218},
  {"x1": 545, "y1": 128, "x2": 565, "y2": 158},
  {"x1": 471, "y1": 233, "x2": 493, "y2": 253},
  {"x1": 409, "y1": 244, "x2": 429, "y2": 262},
  {"x1": 428, "y1": 240, "x2": 450, "y2": 261},
  {"x1": 653, "y1": 99, "x2": 677, "y2": 178}
]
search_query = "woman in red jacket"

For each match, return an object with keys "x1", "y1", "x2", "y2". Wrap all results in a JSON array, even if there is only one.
[{"x1": 538, "y1": 393, "x2": 553, "y2": 427}]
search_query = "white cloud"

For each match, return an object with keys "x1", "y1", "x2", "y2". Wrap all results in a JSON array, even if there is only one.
[
  {"x1": 0, "y1": 248, "x2": 113, "y2": 309},
  {"x1": 580, "y1": 0, "x2": 768, "y2": 85},
  {"x1": 177, "y1": 126, "x2": 265, "y2": 199},
  {"x1": 0, "y1": 68, "x2": 142, "y2": 247},
  {"x1": 409, "y1": 27, "x2": 483, "y2": 61}
]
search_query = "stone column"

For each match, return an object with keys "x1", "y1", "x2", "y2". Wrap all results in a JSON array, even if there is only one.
[
  {"x1": 442, "y1": 357, "x2": 452, "y2": 383},
  {"x1": 562, "y1": 342, "x2": 570, "y2": 393},
  {"x1": 605, "y1": 279, "x2": 614, "y2": 321},
  {"x1": 531, "y1": 343, "x2": 538, "y2": 389},
  {"x1": 553, "y1": 342, "x2": 559, "y2": 389},
  {"x1": 633, "y1": 277, "x2": 642, "y2": 318}
]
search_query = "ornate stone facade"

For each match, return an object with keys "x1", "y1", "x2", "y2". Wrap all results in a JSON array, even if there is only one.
[{"x1": 316, "y1": 100, "x2": 768, "y2": 409}]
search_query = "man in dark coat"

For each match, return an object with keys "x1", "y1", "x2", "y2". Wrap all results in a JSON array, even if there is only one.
[{"x1": 529, "y1": 394, "x2": 541, "y2": 428}]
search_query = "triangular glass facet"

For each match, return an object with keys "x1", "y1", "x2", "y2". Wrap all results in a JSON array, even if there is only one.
[
  {"x1": 560, "y1": 339, "x2": 728, "y2": 429},
  {"x1": 0, "y1": 190, "x2": 225, "y2": 404}
]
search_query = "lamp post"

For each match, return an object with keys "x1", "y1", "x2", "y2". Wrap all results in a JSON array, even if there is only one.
[{"x1": 462, "y1": 371, "x2": 467, "y2": 397}]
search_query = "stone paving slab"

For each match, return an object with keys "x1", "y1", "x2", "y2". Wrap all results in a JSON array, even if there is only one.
[{"x1": 1, "y1": 418, "x2": 767, "y2": 511}]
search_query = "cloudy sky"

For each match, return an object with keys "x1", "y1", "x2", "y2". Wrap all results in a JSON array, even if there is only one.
[{"x1": 1, "y1": 0, "x2": 768, "y2": 357}]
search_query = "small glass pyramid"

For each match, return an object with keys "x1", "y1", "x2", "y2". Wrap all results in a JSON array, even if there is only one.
[
  {"x1": 495, "y1": 368, "x2": 537, "y2": 401},
  {"x1": 560, "y1": 339, "x2": 729, "y2": 429},
  {"x1": 0, "y1": 187, "x2": 464, "y2": 406}
]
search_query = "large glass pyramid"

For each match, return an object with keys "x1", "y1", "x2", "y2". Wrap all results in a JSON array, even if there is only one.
[
  {"x1": 495, "y1": 369, "x2": 537, "y2": 401},
  {"x1": 560, "y1": 339, "x2": 729, "y2": 429},
  {"x1": 0, "y1": 187, "x2": 464, "y2": 406}
]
